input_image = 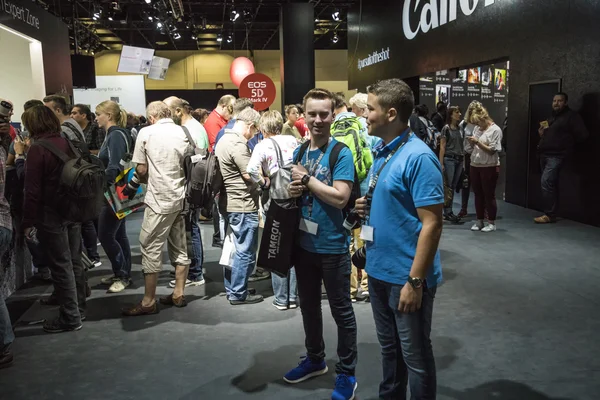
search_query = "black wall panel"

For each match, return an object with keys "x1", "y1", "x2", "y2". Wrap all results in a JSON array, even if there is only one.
[{"x1": 348, "y1": 0, "x2": 600, "y2": 226}]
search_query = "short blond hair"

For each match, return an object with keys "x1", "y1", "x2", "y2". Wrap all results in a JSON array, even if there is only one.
[
  {"x1": 469, "y1": 103, "x2": 491, "y2": 125},
  {"x1": 349, "y1": 93, "x2": 368, "y2": 110},
  {"x1": 259, "y1": 110, "x2": 283, "y2": 135},
  {"x1": 146, "y1": 101, "x2": 171, "y2": 120},
  {"x1": 236, "y1": 107, "x2": 261, "y2": 125}
]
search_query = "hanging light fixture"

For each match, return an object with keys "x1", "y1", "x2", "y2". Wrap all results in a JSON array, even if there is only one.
[
  {"x1": 174, "y1": 32, "x2": 181, "y2": 40},
  {"x1": 230, "y1": 9, "x2": 240, "y2": 22},
  {"x1": 332, "y1": 8, "x2": 341, "y2": 21},
  {"x1": 156, "y1": 21, "x2": 163, "y2": 28},
  {"x1": 145, "y1": 0, "x2": 151, "y2": 4},
  {"x1": 226, "y1": 33, "x2": 233, "y2": 43},
  {"x1": 216, "y1": 33, "x2": 223, "y2": 42},
  {"x1": 332, "y1": 32, "x2": 339, "y2": 44}
]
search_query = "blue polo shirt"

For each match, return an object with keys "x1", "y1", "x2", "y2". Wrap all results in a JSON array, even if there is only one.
[
  {"x1": 295, "y1": 139, "x2": 354, "y2": 254},
  {"x1": 365, "y1": 133, "x2": 444, "y2": 287}
]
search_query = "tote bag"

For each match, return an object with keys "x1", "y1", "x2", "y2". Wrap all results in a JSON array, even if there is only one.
[{"x1": 104, "y1": 167, "x2": 146, "y2": 219}]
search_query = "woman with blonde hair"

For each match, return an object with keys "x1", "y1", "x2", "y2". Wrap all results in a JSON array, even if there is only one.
[
  {"x1": 247, "y1": 110, "x2": 299, "y2": 310},
  {"x1": 458, "y1": 101, "x2": 481, "y2": 217},
  {"x1": 467, "y1": 104, "x2": 503, "y2": 232},
  {"x1": 281, "y1": 105, "x2": 303, "y2": 142},
  {"x1": 95, "y1": 100, "x2": 134, "y2": 293}
]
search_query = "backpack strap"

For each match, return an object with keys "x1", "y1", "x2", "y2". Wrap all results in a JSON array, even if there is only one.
[
  {"x1": 328, "y1": 141, "x2": 346, "y2": 176},
  {"x1": 62, "y1": 121, "x2": 85, "y2": 143},
  {"x1": 293, "y1": 141, "x2": 310, "y2": 164},
  {"x1": 269, "y1": 138, "x2": 284, "y2": 168},
  {"x1": 181, "y1": 126, "x2": 199, "y2": 152},
  {"x1": 36, "y1": 140, "x2": 72, "y2": 163}
]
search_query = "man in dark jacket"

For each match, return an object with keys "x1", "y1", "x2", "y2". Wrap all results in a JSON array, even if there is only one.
[
  {"x1": 535, "y1": 92, "x2": 588, "y2": 224},
  {"x1": 431, "y1": 101, "x2": 447, "y2": 132}
]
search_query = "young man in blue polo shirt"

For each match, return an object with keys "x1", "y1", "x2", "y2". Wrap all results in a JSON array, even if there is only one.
[
  {"x1": 286, "y1": 88, "x2": 358, "y2": 400},
  {"x1": 355, "y1": 79, "x2": 444, "y2": 399}
]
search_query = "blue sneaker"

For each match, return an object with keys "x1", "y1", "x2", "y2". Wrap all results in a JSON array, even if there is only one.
[
  {"x1": 283, "y1": 356, "x2": 328, "y2": 384},
  {"x1": 331, "y1": 374, "x2": 357, "y2": 400}
]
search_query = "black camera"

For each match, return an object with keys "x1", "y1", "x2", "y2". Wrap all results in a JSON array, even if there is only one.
[
  {"x1": 343, "y1": 193, "x2": 372, "y2": 231},
  {"x1": 351, "y1": 246, "x2": 366, "y2": 269}
]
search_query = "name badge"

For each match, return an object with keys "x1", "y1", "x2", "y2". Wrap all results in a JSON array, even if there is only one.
[
  {"x1": 360, "y1": 225, "x2": 374, "y2": 242},
  {"x1": 191, "y1": 154, "x2": 205, "y2": 164},
  {"x1": 299, "y1": 218, "x2": 319, "y2": 235}
]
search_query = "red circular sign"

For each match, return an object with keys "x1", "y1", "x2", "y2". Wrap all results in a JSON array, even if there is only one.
[{"x1": 238, "y1": 73, "x2": 276, "y2": 111}]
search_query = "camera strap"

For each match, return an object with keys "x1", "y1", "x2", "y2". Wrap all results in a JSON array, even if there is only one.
[{"x1": 302, "y1": 139, "x2": 330, "y2": 218}]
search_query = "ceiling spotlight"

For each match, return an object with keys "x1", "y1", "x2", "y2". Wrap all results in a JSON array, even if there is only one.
[
  {"x1": 145, "y1": 0, "x2": 151, "y2": 3},
  {"x1": 332, "y1": 9, "x2": 341, "y2": 21},
  {"x1": 201, "y1": 17, "x2": 207, "y2": 30},
  {"x1": 191, "y1": 30, "x2": 197, "y2": 40},
  {"x1": 93, "y1": 11, "x2": 101, "y2": 20},
  {"x1": 108, "y1": 15, "x2": 113, "y2": 21},
  {"x1": 147, "y1": 15, "x2": 153, "y2": 21},
  {"x1": 156, "y1": 21, "x2": 163, "y2": 28},
  {"x1": 174, "y1": 32, "x2": 181, "y2": 40},
  {"x1": 230, "y1": 9, "x2": 239, "y2": 22},
  {"x1": 226, "y1": 33, "x2": 233, "y2": 43},
  {"x1": 216, "y1": 33, "x2": 222, "y2": 42},
  {"x1": 332, "y1": 33, "x2": 339, "y2": 43}
]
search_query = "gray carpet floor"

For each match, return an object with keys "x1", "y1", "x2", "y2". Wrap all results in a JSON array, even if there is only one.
[{"x1": 1, "y1": 201, "x2": 599, "y2": 400}]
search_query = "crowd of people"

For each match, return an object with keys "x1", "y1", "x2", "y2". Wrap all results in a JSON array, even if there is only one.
[{"x1": 0, "y1": 79, "x2": 586, "y2": 399}]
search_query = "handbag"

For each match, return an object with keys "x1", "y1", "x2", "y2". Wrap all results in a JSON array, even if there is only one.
[
  {"x1": 256, "y1": 198, "x2": 299, "y2": 277},
  {"x1": 104, "y1": 167, "x2": 146, "y2": 220},
  {"x1": 268, "y1": 138, "x2": 293, "y2": 201}
]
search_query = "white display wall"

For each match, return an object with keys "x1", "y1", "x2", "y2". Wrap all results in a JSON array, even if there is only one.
[
  {"x1": 73, "y1": 75, "x2": 147, "y2": 116},
  {"x1": 0, "y1": 24, "x2": 46, "y2": 123}
]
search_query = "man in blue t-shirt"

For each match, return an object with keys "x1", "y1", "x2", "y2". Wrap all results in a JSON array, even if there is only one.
[
  {"x1": 355, "y1": 79, "x2": 444, "y2": 400},
  {"x1": 284, "y1": 88, "x2": 358, "y2": 400}
]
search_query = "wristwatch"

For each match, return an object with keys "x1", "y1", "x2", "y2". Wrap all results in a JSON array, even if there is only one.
[
  {"x1": 407, "y1": 276, "x2": 424, "y2": 289},
  {"x1": 301, "y1": 174, "x2": 311, "y2": 186}
]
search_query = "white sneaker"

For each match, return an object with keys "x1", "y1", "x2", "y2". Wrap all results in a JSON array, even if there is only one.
[
  {"x1": 168, "y1": 278, "x2": 206, "y2": 288},
  {"x1": 481, "y1": 224, "x2": 497, "y2": 232},
  {"x1": 101, "y1": 275, "x2": 118, "y2": 285},
  {"x1": 92, "y1": 261, "x2": 102, "y2": 269},
  {"x1": 108, "y1": 279, "x2": 131, "y2": 293},
  {"x1": 471, "y1": 222, "x2": 484, "y2": 231}
]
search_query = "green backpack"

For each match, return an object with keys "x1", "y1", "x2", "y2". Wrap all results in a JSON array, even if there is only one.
[{"x1": 330, "y1": 116, "x2": 373, "y2": 182}]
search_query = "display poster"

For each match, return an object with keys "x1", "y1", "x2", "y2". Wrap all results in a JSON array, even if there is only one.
[
  {"x1": 148, "y1": 56, "x2": 170, "y2": 80},
  {"x1": 73, "y1": 75, "x2": 147, "y2": 116},
  {"x1": 117, "y1": 45, "x2": 155, "y2": 74},
  {"x1": 419, "y1": 61, "x2": 509, "y2": 124}
]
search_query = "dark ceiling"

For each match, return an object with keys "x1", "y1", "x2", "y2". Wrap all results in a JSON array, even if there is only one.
[{"x1": 34, "y1": 0, "x2": 355, "y2": 54}]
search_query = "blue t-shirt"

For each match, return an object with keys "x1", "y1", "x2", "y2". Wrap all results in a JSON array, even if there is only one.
[
  {"x1": 295, "y1": 139, "x2": 354, "y2": 254},
  {"x1": 365, "y1": 134, "x2": 444, "y2": 287}
]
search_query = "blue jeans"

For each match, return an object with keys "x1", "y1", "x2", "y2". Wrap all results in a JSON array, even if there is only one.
[
  {"x1": 0, "y1": 227, "x2": 14, "y2": 352},
  {"x1": 295, "y1": 247, "x2": 357, "y2": 375},
  {"x1": 272, "y1": 267, "x2": 297, "y2": 305},
  {"x1": 187, "y1": 209, "x2": 204, "y2": 281},
  {"x1": 443, "y1": 156, "x2": 463, "y2": 214},
  {"x1": 369, "y1": 276, "x2": 437, "y2": 400},
  {"x1": 98, "y1": 205, "x2": 131, "y2": 279},
  {"x1": 223, "y1": 212, "x2": 259, "y2": 301},
  {"x1": 540, "y1": 155, "x2": 563, "y2": 217}
]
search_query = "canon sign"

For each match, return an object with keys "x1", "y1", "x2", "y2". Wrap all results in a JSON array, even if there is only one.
[{"x1": 403, "y1": 0, "x2": 498, "y2": 40}]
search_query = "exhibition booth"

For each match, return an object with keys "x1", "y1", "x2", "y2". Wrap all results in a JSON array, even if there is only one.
[
  {"x1": 0, "y1": 0, "x2": 72, "y2": 120},
  {"x1": 348, "y1": 0, "x2": 600, "y2": 227}
]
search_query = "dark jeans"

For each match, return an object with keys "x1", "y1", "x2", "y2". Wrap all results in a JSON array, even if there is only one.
[
  {"x1": 186, "y1": 209, "x2": 204, "y2": 281},
  {"x1": 81, "y1": 219, "x2": 100, "y2": 262},
  {"x1": 470, "y1": 166, "x2": 499, "y2": 221},
  {"x1": 37, "y1": 219, "x2": 86, "y2": 326},
  {"x1": 295, "y1": 247, "x2": 357, "y2": 375},
  {"x1": 461, "y1": 153, "x2": 471, "y2": 210},
  {"x1": 369, "y1": 276, "x2": 437, "y2": 400},
  {"x1": 443, "y1": 156, "x2": 463, "y2": 215},
  {"x1": 98, "y1": 205, "x2": 131, "y2": 279},
  {"x1": 540, "y1": 155, "x2": 563, "y2": 218}
]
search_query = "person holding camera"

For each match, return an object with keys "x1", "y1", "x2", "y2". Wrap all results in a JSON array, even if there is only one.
[{"x1": 354, "y1": 79, "x2": 444, "y2": 400}]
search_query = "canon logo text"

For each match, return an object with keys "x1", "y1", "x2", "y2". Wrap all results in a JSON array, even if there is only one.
[{"x1": 403, "y1": 0, "x2": 497, "y2": 40}]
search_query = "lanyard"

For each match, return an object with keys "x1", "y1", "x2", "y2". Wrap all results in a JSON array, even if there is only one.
[
  {"x1": 303, "y1": 140, "x2": 330, "y2": 218},
  {"x1": 366, "y1": 130, "x2": 411, "y2": 222}
]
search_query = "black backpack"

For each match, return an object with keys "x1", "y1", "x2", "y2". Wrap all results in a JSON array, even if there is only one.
[
  {"x1": 37, "y1": 139, "x2": 106, "y2": 223},
  {"x1": 294, "y1": 140, "x2": 361, "y2": 218},
  {"x1": 181, "y1": 126, "x2": 223, "y2": 210}
]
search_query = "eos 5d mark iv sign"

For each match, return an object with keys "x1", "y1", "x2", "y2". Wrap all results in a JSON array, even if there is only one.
[
  {"x1": 1, "y1": 0, "x2": 40, "y2": 29},
  {"x1": 239, "y1": 73, "x2": 276, "y2": 111},
  {"x1": 403, "y1": 0, "x2": 498, "y2": 40}
]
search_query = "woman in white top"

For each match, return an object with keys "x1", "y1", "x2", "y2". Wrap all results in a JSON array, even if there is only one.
[
  {"x1": 458, "y1": 101, "x2": 481, "y2": 218},
  {"x1": 467, "y1": 104, "x2": 503, "y2": 232},
  {"x1": 247, "y1": 111, "x2": 299, "y2": 310}
]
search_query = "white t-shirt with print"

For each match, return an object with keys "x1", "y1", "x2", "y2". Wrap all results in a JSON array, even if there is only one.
[{"x1": 247, "y1": 135, "x2": 299, "y2": 183}]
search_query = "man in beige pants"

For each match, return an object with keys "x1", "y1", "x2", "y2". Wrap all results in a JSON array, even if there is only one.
[{"x1": 121, "y1": 101, "x2": 192, "y2": 316}]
